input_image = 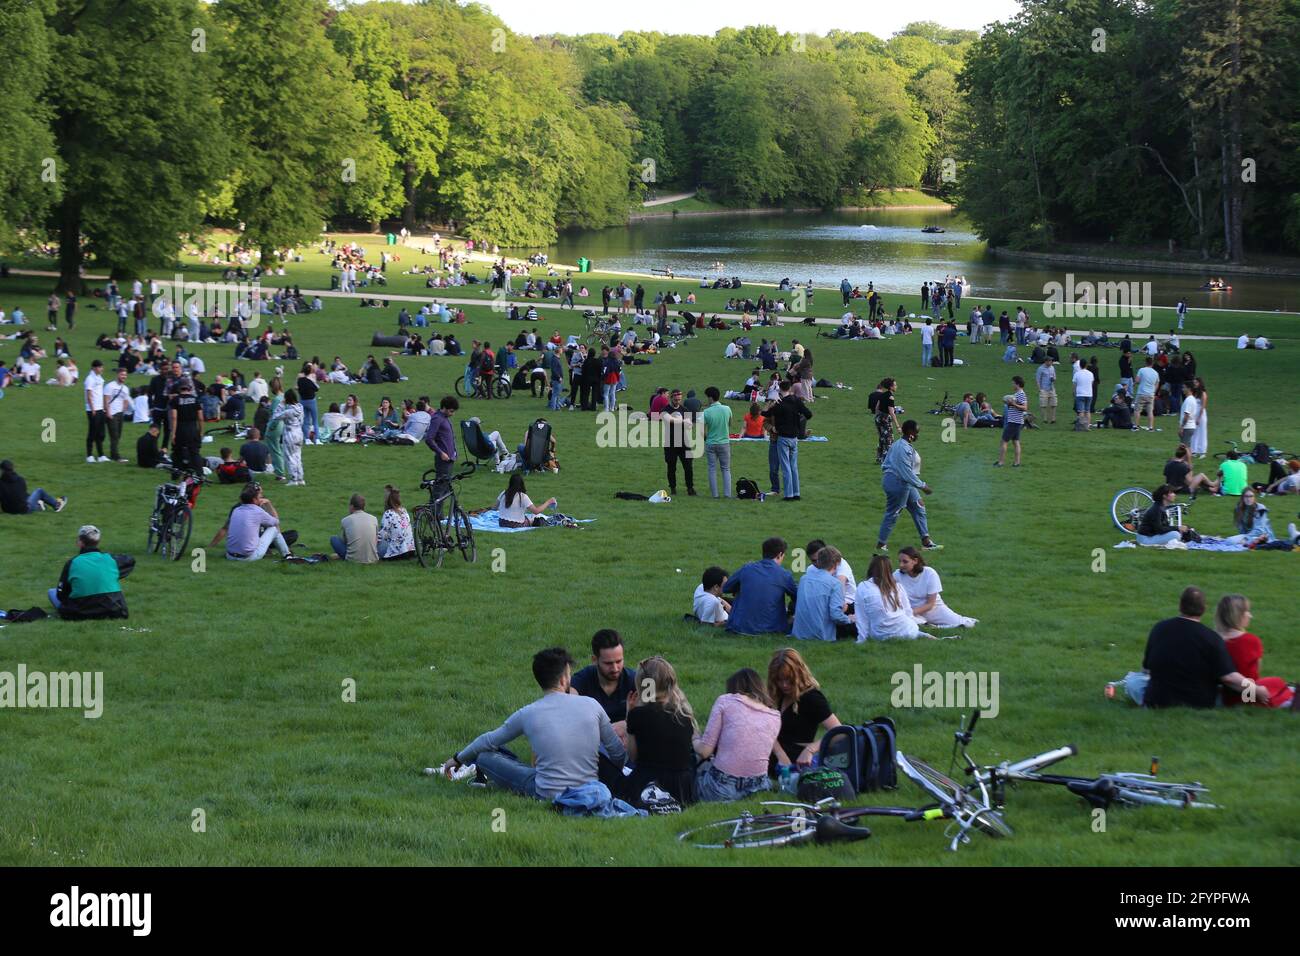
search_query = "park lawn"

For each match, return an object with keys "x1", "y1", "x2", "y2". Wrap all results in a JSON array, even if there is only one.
[{"x1": 0, "y1": 272, "x2": 1297, "y2": 867}]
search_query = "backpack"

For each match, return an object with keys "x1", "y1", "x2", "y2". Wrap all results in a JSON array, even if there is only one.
[
  {"x1": 1250, "y1": 442, "x2": 1272, "y2": 464},
  {"x1": 735, "y1": 477, "x2": 760, "y2": 499},
  {"x1": 817, "y1": 717, "x2": 897, "y2": 793}
]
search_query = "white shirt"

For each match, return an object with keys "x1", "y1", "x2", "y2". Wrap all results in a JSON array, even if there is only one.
[
  {"x1": 1180, "y1": 395, "x2": 1201, "y2": 429},
  {"x1": 1072, "y1": 367, "x2": 1094, "y2": 398},
  {"x1": 894, "y1": 566, "x2": 946, "y2": 610},
  {"x1": 247, "y1": 377, "x2": 269, "y2": 402},
  {"x1": 920, "y1": 325, "x2": 934, "y2": 345},
  {"x1": 104, "y1": 378, "x2": 132, "y2": 415},
  {"x1": 132, "y1": 394, "x2": 152, "y2": 423},
  {"x1": 495, "y1": 490, "x2": 535, "y2": 524},
  {"x1": 188, "y1": 356, "x2": 206, "y2": 374},
  {"x1": 84, "y1": 370, "x2": 105, "y2": 411},
  {"x1": 1255, "y1": 336, "x2": 1269, "y2": 349},
  {"x1": 1237, "y1": 335, "x2": 1249, "y2": 349},
  {"x1": 854, "y1": 579, "x2": 917, "y2": 641},
  {"x1": 1144, "y1": 340, "x2": 1159, "y2": 356},
  {"x1": 693, "y1": 584, "x2": 728, "y2": 625}
]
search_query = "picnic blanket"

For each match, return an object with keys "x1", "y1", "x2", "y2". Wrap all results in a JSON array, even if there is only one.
[
  {"x1": 729, "y1": 435, "x2": 828, "y2": 442},
  {"x1": 468, "y1": 509, "x2": 594, "y2": 533},
  {"x1": 1113, "y1": 537, "x2": 1249, "y2": 552}
]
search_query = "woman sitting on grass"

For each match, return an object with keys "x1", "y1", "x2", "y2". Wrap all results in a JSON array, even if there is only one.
[
  {"x1": 1226, "y1": 489, "x2": 1276, "y2": 548},
  {"x1": 622, "y1": 656, "x2": 699, "y2": 806},
  {"x1": 377, "y1": 485, "x2": 415, "y2": 560},
  {"x1": 767, "y1": 648, "x2": 841, "y2": 774},
  {"x1": 742, "y1": 401, "x2": 765, "y2": 438},
  {"x1": 895, "y1": 547, "x2": 978, "y2": 628},
  {"x1": 693, "y1": 668, "x2": 781, "y2": 802},
  {"x1": 1214, "y1": 594, "x2": 1296, "y2": 709},
  {"x1": 854, "y1": 555, "x2": 929, "y2": 641},
  {"x1": 495, "y1": 473, "x2": 557, "y2": 528},
  {"x1": 1163, "y1": 444, "x2": 1219, "y2": 497},
  {"x1": 1136, "y1": 485, "x2": 1189, "y2": 547}
]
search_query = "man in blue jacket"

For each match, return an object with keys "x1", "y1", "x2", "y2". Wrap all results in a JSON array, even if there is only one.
[{"x1": 723, "y1": 537, "x2": 797, "y2": 635}]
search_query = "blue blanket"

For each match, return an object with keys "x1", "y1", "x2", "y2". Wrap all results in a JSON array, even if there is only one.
[
  {"x1": 468, "y1": 510, "x2": 594, "y2": 533},
  {"x1": 730, "y1": 435, "x2": 829, "y2": 442}
]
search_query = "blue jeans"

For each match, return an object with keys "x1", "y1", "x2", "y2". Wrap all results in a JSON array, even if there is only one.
[
  {"x1": 878, "y1": 475, "x2": 929, "y2": 545},
  {"x1": 330, "y1": 535, "x2": 347, "y2": 559},
  {"x1": 777, "y1": 436, "x2": 799, "y2": 497},
  {"x1": 464, "y1": 365, "x2": 476, "y2": 394},
  {"x1": 301, "y1": 398, "x2": 318, "y2": 442},
  {"x1": 26, "y1": 488, "x2": 57, "y2": 512},
  {"x1": 695, "y1": 761, "x2": 771, "y2": 803},
  {"x1": 603, "y1": 383, "x2": 617, "y2": 411},
  {"x1": 475, "y1": 748, "x2": 540, "y2": 799},
  {"x1": 1138, "y1": 531, "x2": 1181, "y2": 547},
  {"x1": 48, "y1": 588, "x2": 61, "y2": 608},
  {"x1": 768, "y1": 440, "x2": 781, "y2": 493},
  {"x1": 548, "y1": 379, "x2": 563, "y2": 410},
  {"x1": 921, "y1": 343, "x2": 932, "y2": 367}
]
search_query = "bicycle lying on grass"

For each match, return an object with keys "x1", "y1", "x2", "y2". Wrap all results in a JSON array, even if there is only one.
[
  {"x1": 412, "y1": 463, "x2": 477, "y2": 569},
  {"x1": 1111, "y1": 486, "x2": 1193, "y2": 535},
  {"x1": 678, "y1": 749, "x2": 1012, "y2": 852},
  {"x1": 951, "y1": 711, "x2": 1217, "y2": 811}
]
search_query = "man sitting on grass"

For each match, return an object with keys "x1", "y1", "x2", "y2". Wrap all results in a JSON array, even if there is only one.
[
  {"x1": 724, "y1": 536, "x2": 797, "y2": 635},
  {"x1": 443, "y1": 647, "x2": 627, "y2": 801},
  {"x1": 212, "y1": 482, "x2": 293, "y2": 561},
  {"x1": 693, "y1": 566, "x2": 731, "y2": 627},
  {"x1": 330, "y1": 493, "x2": 379, "y2": 563},
  {"x1": 1143, "y1": 587, "x2": 1267, "y2": 708},
  {"x1": 48, "y1": 525, "x2": 129, "y2": 620}
]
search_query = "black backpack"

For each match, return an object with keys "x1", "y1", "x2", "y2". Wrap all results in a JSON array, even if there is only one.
[
  {"x1": 735, "y1": 477, "x2": 760, "y2": 499},
  {"x1": 818, "y1": 717, "x2": 897, "y2": 793}
]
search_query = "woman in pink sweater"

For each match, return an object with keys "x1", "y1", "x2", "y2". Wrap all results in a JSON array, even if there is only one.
[{"x1": 693, "y1": 669, "x2": 782, "y2": 801}]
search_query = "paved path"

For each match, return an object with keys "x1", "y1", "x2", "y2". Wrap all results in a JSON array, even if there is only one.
[{"x1": 641, "y1": 191, "x2": 696, "y2": 207}]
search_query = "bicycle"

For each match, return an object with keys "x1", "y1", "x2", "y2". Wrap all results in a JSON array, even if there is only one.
[
  {"x1": 1110, "y1": 486, "x2": 1192, "y2": 535},
  {"x1": 582, "y1": 314, "x2": 615, "y2": 349},
  {"x1": 412, "y1": 463, "x2": 477, "y2": 568},
  {"x1": 677, "y1": 748, "x2": 1011, "y2": 852},
  {"x1": 952, "y1": 711, "x2": 1218, "y2": 812},
  {"x1": 147, "y1": 470, "x2": 206, "y2": 561},
  {"x1": 929, "y1": 391, "x2": 957, "y2": 416},
  {"x1": 454, "y1": 371, "x2": 512, "y2": 400},
  {"x1": 1212, "y1": 439, "x2": 1294, "y2": 464}
]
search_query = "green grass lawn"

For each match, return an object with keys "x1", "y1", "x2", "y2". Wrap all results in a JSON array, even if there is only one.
[{"x1": 1, "y1": 239, "x2": 1298, "y2": 866}]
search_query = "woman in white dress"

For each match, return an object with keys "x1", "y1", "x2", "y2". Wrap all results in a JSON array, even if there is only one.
[
  {"x1": 895, "y1": 547, "x2": 978, "y2": 628},
  {"x1": 273, "y1": 389, "x2": 306, "y2": 486},
  {"x1": 377, "y1": 485, "x2": 415, "y2": 560},
  {"x1": 1191, "y1": 378, "x2": 1208, "y2": 458},
  {"x1": 854, "y1": 556, "x2": 935, "y2": 641}
]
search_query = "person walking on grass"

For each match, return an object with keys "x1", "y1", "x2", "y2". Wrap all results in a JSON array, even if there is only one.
[
  {"x1": 995, "y1": 375, "x2": 1028, "y2": 468},
  {"x1": 701, "y1": 387, "x2": 733, "y2": 498},
  {"x1": 875, "y1": 419, "x2": 942, "y2": 553}
]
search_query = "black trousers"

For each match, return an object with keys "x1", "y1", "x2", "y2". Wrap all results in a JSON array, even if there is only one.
[
  {"x1": 106, "y1": 412, "x2": 124, "y2": 460},
  {"x1": 579, "y1": 381, "x2": 595, "y2": 410},
  {"x1": 152, "y1": 407, "x2": 171, "y2": 447},
  {"x1": 173, "y1": 426, "x2": 201, "y2": 474},
  {"x1": 665, "y1": 446, "x2": 694, "y2": 492},
  {"x1": 85, "y1": 411, "x2": 105, "y2": 457}
]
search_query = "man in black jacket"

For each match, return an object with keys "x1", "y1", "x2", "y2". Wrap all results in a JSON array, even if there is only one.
[
  {"x1": 580, "y1": 347, "x2": 602, "y2": 411},
  {"x1": 768, "y1": 380, "x2": 812, "y2": 501}
]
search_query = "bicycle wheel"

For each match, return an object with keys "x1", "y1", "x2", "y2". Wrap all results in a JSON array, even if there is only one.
[
  {"x1": 494, "y1": 377, "x2": 512, "y2": 399},
  {"x1": 453, "y1": 506, "x2": 476, "y2": 563},
  {"x1": 1111, "y1": 487, "x2": 1152, "y2": 534},
  {"x1": 1104, "y1": 775, "x2": 1218, "y2": 809},
  {"x1": 453, "y1": 376, "x2": 469, "y2": 398},
  {"x1": 146, "y1": 508, "x2": 162, "y2": 554},
  {"x1": 898, "y1": 753, "x2": 1011, "y2": 838},
  {"x1": 677, "y1": 813, "x2": 817, "y2": 849},
  {"x1": 413, "y1": 506, "x2": 444, "y2": 569},
  {"x1": 163, "y1": 506, "x2": 192, "y2": 561}
]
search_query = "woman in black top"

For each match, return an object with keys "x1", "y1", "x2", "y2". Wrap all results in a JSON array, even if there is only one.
[
  {"x1": 767, "y1": 648, "x2": 841, "y2": 774},
  {"x1": 1137, "y1": 484, "x2": 1188, "y2": 545},
  {"x1": 623, "y1": 656, "x2": 698, "y2": 805},
  {"x1": 868, "y1": 378, "x2": 899, "y2": 464},
  {"x1": 296, "y1": 363, "x2": 320, "y2": 445},
  {"x1": 1162, "y1": 444, "x2": 1219, "y2": 496}
]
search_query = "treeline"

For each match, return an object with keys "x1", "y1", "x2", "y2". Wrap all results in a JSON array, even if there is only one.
[
  {"x1": 0, "y1": 0, "x2": 968, "y2": 287},
  {"x1": 954, "y1": 0, "x2": 1300, "y2": 261}
]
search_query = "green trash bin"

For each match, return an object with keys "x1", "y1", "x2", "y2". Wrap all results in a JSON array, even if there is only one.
[
  {"x1": 577, "y1": 257, "x2": 591, "y2": 273},
  {"x1": 386, "y1": 233, "x2": 397, "y2": 245}
]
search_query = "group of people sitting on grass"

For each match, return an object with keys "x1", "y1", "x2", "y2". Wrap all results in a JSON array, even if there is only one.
[
  {"x1": 441, "y1": 630, "x2": 847, "y2": 810},
  {"x1": 690, "y1": 537, "x2": 977, "y2": 641}
]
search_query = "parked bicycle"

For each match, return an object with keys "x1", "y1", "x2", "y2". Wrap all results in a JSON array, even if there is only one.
[
  {"x1": 454, "y1": 370, "x2": 512, "y2": 400},
  {"x1": 1111, "y1": 486, "x2": 1192, "y2": 535},
  {"x1": 147, "y1": 470, "x2": 206, "y2": 561},
  {"x1": 412, "y1": 463, "x2": 477, "y2": 568}
]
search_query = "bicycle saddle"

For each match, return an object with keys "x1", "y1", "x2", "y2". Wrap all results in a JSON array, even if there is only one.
[
  {"x1": 1065, "y1": 778, "x2": 1116, "y2": 809},
  {"x1": 814, "y1": 815, "x2": 872, "y2": 845}
]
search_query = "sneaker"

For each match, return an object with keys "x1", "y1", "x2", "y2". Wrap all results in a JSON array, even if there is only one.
[
  {"x1": 923, "y1": 540, "x2": 944, "y2": 551},
  {"x1": 85, "y1": 456, "x2": 96, "y2": 464},
  {"x1": 1012, "y1": 462, "x2": 1021, "y2": 467},
  {"x1": 35, "y1": 500, "x2": 46, "y2": 511},
  {"x1": 1288, "y1": 522, "x2": 1299, "y2": 544},
  {"x1": 55, "y1": 497, "x2": 67, "y2": 512},
  {"x1": 993, "y1": 461, "x2": 1002, "y2": 467},
  {"x1": 687, "y1": 488, "x2": 697, "y2": 496},
  {"x1": 96, "y1": 456, "x2": 110, "y2": 462}
]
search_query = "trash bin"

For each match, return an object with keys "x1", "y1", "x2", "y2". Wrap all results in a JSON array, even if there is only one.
[
  {"x1": 386, "y1": 233, "x2": 397, "y2": 245},
  {"x1": 577, "y1": 257, "x2": 591, "y2": 273}
]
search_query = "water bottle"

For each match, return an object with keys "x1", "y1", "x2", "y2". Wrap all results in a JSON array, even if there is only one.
[{"x1": 778, "y1": 765, "x2": 792, "y2": 793}]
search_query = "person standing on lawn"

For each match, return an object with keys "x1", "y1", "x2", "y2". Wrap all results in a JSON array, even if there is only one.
[
  {"x1": 701, "y1": 387, "x2": 733, "y2": 498},
  {"x1": 876, "y1": 420, "x2": 941, "y2": 553},
  {"x1": 995, "y1": 375, "x2": 1028, "y2": 468},
  {"x1": 83, "y1": 359, "x2": 108, "y2": 463},
  {"x1": 768, "y1": 379, "x2": 811, "y2": 500},
  {"x1": 103, "y1": 366, "x2": 132, "y2": 462},
  {"x1": 1035, "y1": 357, "x2": 1057, "y2": 424}
]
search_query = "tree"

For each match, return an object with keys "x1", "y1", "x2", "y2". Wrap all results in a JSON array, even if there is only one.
[{"x1": 0, "y1": 0, "x2": 58, "y2": 253}]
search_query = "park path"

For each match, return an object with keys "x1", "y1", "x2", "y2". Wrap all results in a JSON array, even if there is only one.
[
  {"x1": 5, "y1": 267, "x2": 1242, "y2": 340},
  {"x1": 641, "y1": 191, "x2": 696, "y2": 207}
]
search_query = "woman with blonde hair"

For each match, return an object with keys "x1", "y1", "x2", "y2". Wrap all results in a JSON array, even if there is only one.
[
  {"x1": 767, "y1": 648, "x2": 841, "y2": 774},
  {"x1": 623, "y1": 656, "x2": 698, "y2": 805},
  {"x1": 377, "y1": 485, "x2": 415, "y2": 560},
  {"x1": 855, "y1": 555, "x2": 933, "y2": 641},
  {"x1": 264, "y1": 376, "x2": 287, "y2": 478},
  {"x1": 1214, "y1": 594, "x2": 1295, "y2": 708},
  {"x1": 693, "y1": 668, "x2": 781, "y2": 802}
]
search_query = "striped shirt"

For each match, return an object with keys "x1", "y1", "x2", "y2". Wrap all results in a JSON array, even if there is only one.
[{"x1": 1006, "y1": 389, "x2": 1027, "y2": 425}]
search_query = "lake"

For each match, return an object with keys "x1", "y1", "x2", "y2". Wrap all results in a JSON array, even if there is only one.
[{"x1": 549, "y1": 208, "x2": 1297, "y2": 314}]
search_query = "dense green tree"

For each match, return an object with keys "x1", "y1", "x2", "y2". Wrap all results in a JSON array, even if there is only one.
[{"x1": 0, "y1": 0, "x2": 57, "y2": 254}]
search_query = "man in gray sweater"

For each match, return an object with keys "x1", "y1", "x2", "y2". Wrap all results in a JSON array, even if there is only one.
[{"x1": 443, "y1": 647, "x2": 626, "y2": 800}]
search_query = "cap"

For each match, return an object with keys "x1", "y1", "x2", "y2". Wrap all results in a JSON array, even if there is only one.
[{"x1": 78, "y1": 524, "x2": 101, "y2": 541}]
